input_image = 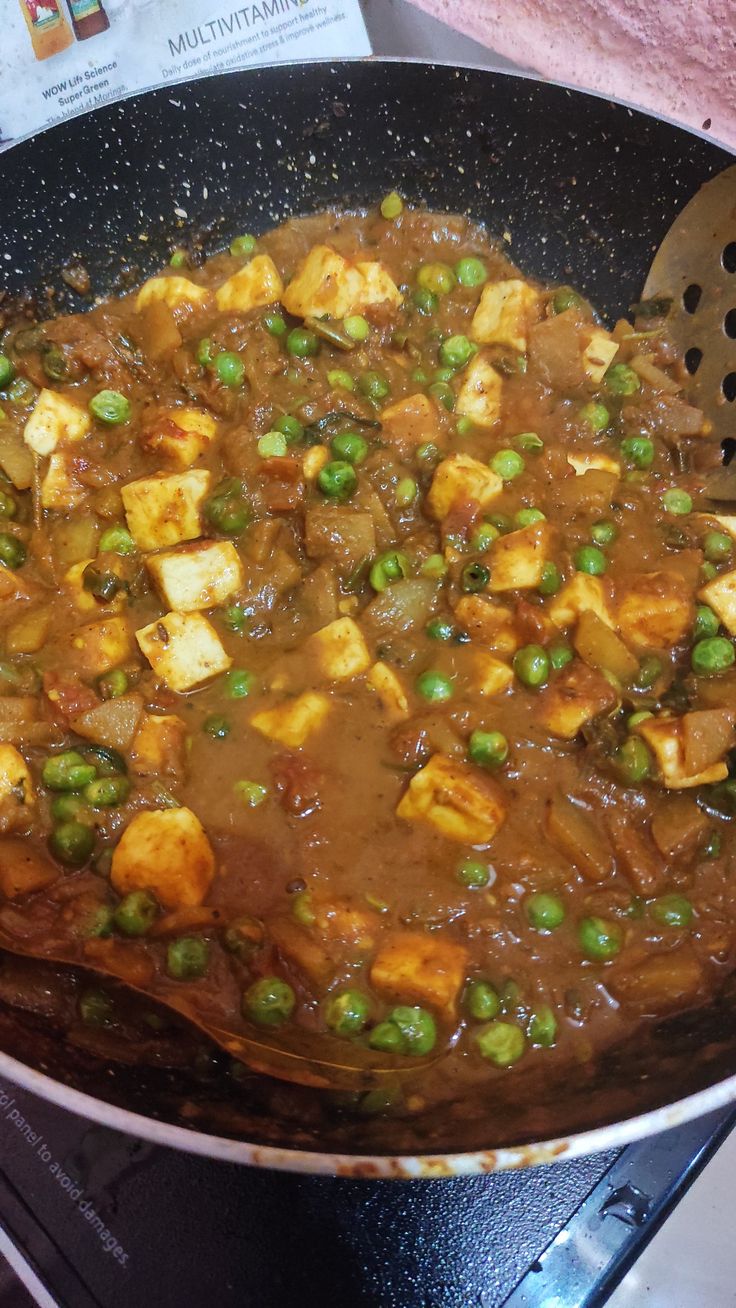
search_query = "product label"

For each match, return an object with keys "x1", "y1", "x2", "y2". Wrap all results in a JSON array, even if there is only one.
[
  {"x1": 69, "y1": 0, "x2": 103, "y2": 16},
  {"x1": 22, "y1": 0, "x2": 64, "y2": 31}
]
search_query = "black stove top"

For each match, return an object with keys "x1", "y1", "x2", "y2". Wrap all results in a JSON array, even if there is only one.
[{"x1": 0, "y1": 1073, "x2": 731, "y2": 1308}]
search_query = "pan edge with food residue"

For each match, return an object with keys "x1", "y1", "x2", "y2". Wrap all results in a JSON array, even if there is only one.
[{"x1": 0, "y1": 61, "x2": 735, "y2": 1171}]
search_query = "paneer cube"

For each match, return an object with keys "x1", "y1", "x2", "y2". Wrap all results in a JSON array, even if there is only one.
[
  {"x1": 121, "y1": 469, "x2": 210, "y2": 551},
  {"x1": 64, "y1": 559, "x2": 125, "y2": 615},
  {"x1": 136, "y1": 611, "x2": 231, "y2": 692},
  {"x1": 146, "y1": 540, "x2": 243, "y2": 613},
  {"x1": 467, "y1": 649, "x2": 514, "y2": 696},
  {"x1": 370, "y1": 931, "x2": 469, "y2": 1017},
  {"x1": 305, "y1": 617, "x2": 370, "y2": 682},
  {"x1": 549, "y1": 574, "x2": 615, "y2": 630},
  {"x1": 617, "y1": 571, "x2": 694, "y2": 650},
  {"x1": 24, "y1": 389, "x2": 91, "y2": 457},
  {"x1": 250, "y1": 691, "x2": 331, "y2": 749},
  {"x1": 634, "y1": 715, "x2": 729, "y2": 789},
  {"x1": 0, "y1": 744, "x2": 34, "y2": 833},
  {"x1": 71, "y1": 616, "x2": 132, "y2": 676},
  {"x1": 487, "y1": 522, "x2": 552, "y2": 593},
  {"x1": 582, "y1": 329, "x2": 619, "y2": 384},
  {"x1": 354, "y1": 260, "x2": 404, "y2": 309},
  {"x1": 130, "y1": 712, "x2": 187, "y2": 778},
  {"x1": 427, "y1": 453, "x2": 503, "y2": 520},
  {"x1": 700, "y1": 567, "x2": 736, "y2": 636},
  {"x1": 380, "y1": 393, "x2": 443, "y2": 449},
  {"x1": 455, "y1": 352, "x2": 504, "y2": 428},
  {"x1": 40, "y1": 452, "x2": 85, "y2": 511},
  {"x1": 396, "y1": 753, "x2": 506, "y2": 845},
  {"x1": 536, "y1": 659, "x2": 618, "y2": 739},
  {"x1": 215, "y1": 254, "x2": 285, "y2": 313},
  {"x1": 110, "y1": 807, "x2": 215, "y2": 909},
  {"x1": 567, "y1": 451, "x2": 621, "y2": 477},
  {"x1": 470, "y1": 279, "x2": 540, "y2": 353},
  {"x1": 453, "y1": 595, "x2": 520, "y2": 655},
  {"x1": 142, "y1": 407, "x2": 218, "y2": 468},
  {"x1": 135, "y1": 275, "x2": 211, "y2": 313},
  {"x1": 366, "y1": 661, "x2": 409, "y2": 720}
]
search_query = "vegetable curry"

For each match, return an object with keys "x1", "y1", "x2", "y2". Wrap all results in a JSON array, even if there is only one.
[{"x1": 0, "y1": 196, "x2": 734, "y2": 1132}]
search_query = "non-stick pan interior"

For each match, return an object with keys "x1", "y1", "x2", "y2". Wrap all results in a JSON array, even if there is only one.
[{"x1": 0, "y1": 61, "x2": 735, "y2": 1162}]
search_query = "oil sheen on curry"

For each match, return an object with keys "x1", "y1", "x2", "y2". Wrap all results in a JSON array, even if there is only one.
[{"x1": 0, "y1": 197, "x2": 733, "y2": 1122}]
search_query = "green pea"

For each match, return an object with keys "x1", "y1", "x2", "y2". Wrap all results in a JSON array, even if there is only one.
[
  {"x1": 552, "y1": 287, "x2": 583, "y2": 314},
  {"x1": 488, "y1": 512, "x2": 513, "y2": 535},
  {"x1": 388, "y1": 1005, "x2": 436, "y2": 1056},
  {"x1": 627, "y1": 710, "x2": 653, "y2": 729},
  {"x1": 49, "y1": 821, "x2": 95, "y2": 867},
  {"x1": 460, "y1": 561, "x2": 490, "y2": 593},
  {"x1": 274, "y1": 414, "x2": 304, "y2": 444},
  {"x1": 439, "y1": 334, "x2": 476, "y2": 370},
  {"x1": 416, "y1": 441, "x2": 440, "y2": 466},
  {"x1": 224, "y1": 668, "x2": 254, "y2": 699},
  {"x1": 243, "y1": 976, "x2": 295, "y2": 1027},
  {"x1": 417, "y1": 262, "x2": 456, "y2": 296},
  {"x1": 89, "y1": 389, "x2": 131, "y2": 425},
  {"x1": 615, "y1": 736, "x2": 652, "y2": 783},
  {"x1": 327, "y1": 368, "x2": 354, "y2": 392},
  {"x1": 702, "y1": 831, "x2": 722, "y2": 859},
  {"x1": 578, "y1": 915, "x2": 623, "y2": 961},
  {"x1": 196, "y1": 337, "x2": 213, "y2": 366},
  {"x1": 475, "y1": 1021, "x2": 525, "y2": 1067},
  {"x1": 5, "y1": 377, "x2": 34, "y2": 405},
  {"x1": 215, "y1": 351, "x2": 246, "y2": 387},
  {"x1": 513, "y1": 644, "x2": 550, "y2": 688},
  {"x1": 605, "y1": 363, "x2": 641, "y2": 396},
  {"x1": 528, "y1": 1005, "x2": 558, "y2": 1048},
  {"x1": 580, "y1": 401, "x2": 610, "y2": 433},
  {"x1": 591, "y1": 520, "x2": 617, "y2": 547},
  {"x1": 470, "y1": 521, "x2": 499, "y2": 552},
  {"x1": 286, "y1": 328, "x2": 319, "y2": 360},
  {"x1": 464, "y1": 980, "x2": 500, "y2": 1021},
  {"x1": 317, "y1": 460, "x2": 358, "y2": 501},
  {"x1": 114, "y1": 889, "x2": 157, "y2": 937},
  {"x1": 650, "y1": 894, "x2": 693, "y2": 929},
  {"x1": 263, "y1": 310, "x2": 287, "y2": 337},
  {"x1": 420, "y1": 553, "x2": 447, "y2": 579},
  {"x1": 525, "y1": 892, "x2": 565, "y2": 932},
  {"x1": 662, "y1": 488, "x2": 692, "y2": 516},
  {"x1": 358, "y1": 371, "x2": 390, "y2": 403},
  {"x1": 86, "y1": 746, "x2": 126, "y2": 777},
  {"x1": 704, "y1": 530, "x2": 732, "y2": 562},
  {"x1": 370, "y1": 550, "x2": 410, "y2": 592},
  {"x1": 205, "y1": 480, "x2": 250, "y2": 535},
  {"x1": 223, "y1": 604, "x2": 247, "y2": 632},
  {"x1": 368, "y1": 1020, "x2": 405, "y2": 1054},
  {"x1": 0, "y1": 534, "x2": 26, "y2": 570},
  {"x1": 433, "y1": 366, "x2": 455, "y2": 387},
  {"x1": 380, "y1": 190, "x2": 404, "y2": 220},
  {"x1": 693, "y1": 606, "x2": 720, "y2": 643},
  {"x1": 549, "y1": 643, "x2": 573, "y2": 670},
  {"x1": 429, "y1": 381, "x2": 454, "y2": 412},
  {"x1": 0, "y1": 356, "x2": 16, "y2": 389},
  {"x1": 634, "y1": 654, "x2": 663, "y2": 689},
  {"x1": 515, "y1": 507, "x2": 546, "y2": 528},
  {"x1": 332, "y1": 431, "x2": 369, "y2": 465},
  {"x1": 79, "y1": 988, "x2": 113, "y2": 1027},
  {"x1": 412, "y1": 287, "x2": 438, "y2": 316},
  {"x1": 395, "y1": 476, "x2": 417, "y2": 508},
  {"x1": 166, "y1": 935, "x2": 210, "y2": 980},
  {"x1": 702, "y1": 561, "x2": 718, "y2": 582},
  {"x1": 230, "y1": 233, "x2": 257, "y2": 257},
  {"x1": 235, "y1": 780, "x2": 268, "y2": 808},
  {"x1": 454, "y1": 257, "x2": 487, "y2": 288},
  {"x1": 456, "y1": 858, "x2": 490, "y2": 889},
  {"x1": 43, "y1": 750, "x2": 97, "y2": 792},
  {"x1": 325, "y1": 989, "x2": 371, "y2": 1036},
  {"x1": 621, "y1": 435, "x2": 654, "y2": 469},
  {"x1": 692, "y1": 636, "x2": 735, "y2": 676},
  {"x1": 51, "y1": 793, "x2": 89, "y2": 823},
  {"x1": 491, "y1": 448, "x2": 525, "y2": 481},
  {"x1": 0, "y1": 489, "x2": 16, "y2": 519},
  {"x1": 416, "y1": 670, "x2": 454, "y2": 702},
  {"x1": 468, "y1": 729, "x2": 508, "y2": 769},
  {"x1": 344, "y1": 314, "x2": 370, "y2": 342},
  {"x1": 257, "y1": 431, "x2": 287, "y2": 458},
  {"x1": 538, "y1": 562, "x2": 562, "y2": 596},
  {"x1": 514, "y1": 431, "x2": 544, "y2": 453},
  {"x1": 203, "y1": 714, "x2": 230, "y2": 739},
  {"x1": 84, "y1": 776, "x2": 131, "y2": 809},
  {"x1": 99, "y1": 523, "x2": 136, "y2": 555},
  {"x1": 426, "y1": 616, "x2": 455, "y2": 641},
  {"x1": 575, "y1": 544, "x2": 607, "y2": 576}
]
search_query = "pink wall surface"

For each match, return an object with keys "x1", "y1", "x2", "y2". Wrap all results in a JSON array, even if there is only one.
[{"x1": 408, "y1": 0, "x2": 736, "y2": 149}]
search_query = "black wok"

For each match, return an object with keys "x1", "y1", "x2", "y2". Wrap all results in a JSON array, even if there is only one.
[{"x1": 0, "y1": 60, "x2": 735, "y2": 1176}]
